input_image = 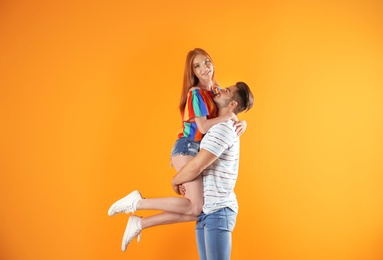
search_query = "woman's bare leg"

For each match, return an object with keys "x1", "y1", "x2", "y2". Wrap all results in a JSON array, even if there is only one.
[
  {"x1": 135, "y1": 154, "x2": 203, "y2": 215},
  {"x1": 137, "y1": 196, "x2": 199, "y2": 216},
  {"x1": 115, "y1": 154, "x2": 204, "y2": 235},
  {"x1": 140, "y1": 211, "x2": 197, "y2": 230},
  {"x1": 134, "y1": 154, "x2": 203, "y2": 228},
  {"x1": 171, "y1": 154, "x2": 203, "y2": 216}
]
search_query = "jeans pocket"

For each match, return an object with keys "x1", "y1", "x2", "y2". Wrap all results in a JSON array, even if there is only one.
[
  {"x1": 222, "y1": 208, "x2": 236, "y2": 231},
  {"x1": 187, "y1": 141, "x2": 199, "y2": 155}
]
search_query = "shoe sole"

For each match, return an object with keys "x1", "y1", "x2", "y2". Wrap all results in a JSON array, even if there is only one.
[{"x1": 108, "y1": 190, "x2": 140, "y2": 216}]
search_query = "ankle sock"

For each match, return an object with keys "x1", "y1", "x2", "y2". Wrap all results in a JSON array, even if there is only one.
[
  {"x1": 136, "y1": 218, "x2": 142, "y2": 230},
  {"x1": 132, "y1": 198, "x2": 142, "y2": 212}
]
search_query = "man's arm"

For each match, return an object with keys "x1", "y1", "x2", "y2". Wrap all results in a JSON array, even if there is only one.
[{"x1": 171, "y1": 148, "x2": 218, "y2": 195}]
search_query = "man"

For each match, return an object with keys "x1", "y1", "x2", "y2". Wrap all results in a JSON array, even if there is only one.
[
  {"x1": 171, "y1": 81, "x2": 254, "y2": 260},
  {"x1": 108, "y1": 82, "x2": 254, "y2": 255}
]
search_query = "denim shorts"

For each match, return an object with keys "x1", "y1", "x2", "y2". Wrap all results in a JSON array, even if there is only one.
[{"x1": 170, "y1": 137, "x2": 200, "y2": 157}]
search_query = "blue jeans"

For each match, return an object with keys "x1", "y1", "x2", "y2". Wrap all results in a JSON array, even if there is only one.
[{"x1": 196, "y1": 208, "x2": 237, "y2": 260}]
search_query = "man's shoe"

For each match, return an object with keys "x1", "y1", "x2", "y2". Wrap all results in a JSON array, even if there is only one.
[
  {"x1": 108, "y1": 190, "x2": 143, "y2": 216},
  {"x1": 121, "y1": 215, "x2": 142, "y2": 252}
]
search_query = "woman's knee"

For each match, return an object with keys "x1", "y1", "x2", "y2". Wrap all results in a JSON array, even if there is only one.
[{"x1": 189, "y1": 202, "x2": 203, "y2": 216}]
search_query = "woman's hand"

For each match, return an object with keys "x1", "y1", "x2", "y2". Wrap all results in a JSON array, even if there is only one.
[{"x1": 234, "y1": 120, "x2": 247, "y2": 136}]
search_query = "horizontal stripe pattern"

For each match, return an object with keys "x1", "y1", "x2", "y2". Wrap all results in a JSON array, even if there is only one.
[{"x1": 200, "y1": 120, "x2": 239, "y2": 214}]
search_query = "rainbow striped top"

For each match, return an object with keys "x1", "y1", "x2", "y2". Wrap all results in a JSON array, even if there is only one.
[{"x1": 177, "y1": 88, "x2": 218, "y2": 141}]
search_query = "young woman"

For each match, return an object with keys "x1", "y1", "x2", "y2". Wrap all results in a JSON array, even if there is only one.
[{"x1": 108, "y1": 48, "x2": 247, "y2": 251}]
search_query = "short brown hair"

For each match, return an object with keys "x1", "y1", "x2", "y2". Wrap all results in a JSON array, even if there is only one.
[{"x1": 232, "y1": 82, "x2": 254, "y2": 114}]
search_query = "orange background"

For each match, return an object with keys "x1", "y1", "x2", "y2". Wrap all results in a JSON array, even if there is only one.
[{"x1": 1, "y1": 1, "x2": 383, "y2": 259}]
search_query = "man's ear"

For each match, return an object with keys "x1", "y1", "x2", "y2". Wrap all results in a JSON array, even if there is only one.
[{"x1": 230, "y1": 100, "x2": 238, "y2": 108}]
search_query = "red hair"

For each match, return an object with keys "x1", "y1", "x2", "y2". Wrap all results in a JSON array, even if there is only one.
[{"x1": 179, "y1": 48, "x2": 219, "y2": 115}]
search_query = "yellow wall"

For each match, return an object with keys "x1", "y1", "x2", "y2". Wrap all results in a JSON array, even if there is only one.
[{"x1": 1, "y1": 1, "x2": 383, "y2": 259}]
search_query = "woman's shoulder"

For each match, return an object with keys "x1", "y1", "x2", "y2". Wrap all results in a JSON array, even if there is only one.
[
  {"x1": 189, "y1": 86, "x2": 201, "y2": 92},
  {"x1": 187, "y1": 87, "x2": 212, "y2": 100}
]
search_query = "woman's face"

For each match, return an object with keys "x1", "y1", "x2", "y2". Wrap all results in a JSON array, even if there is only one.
[{"x1": 192, "y1": 54, "x2": 214, "y2": 81}]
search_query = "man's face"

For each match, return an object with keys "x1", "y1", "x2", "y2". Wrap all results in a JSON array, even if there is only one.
[{"x1": 214, "y1": 85, "x2": 237, "y2": 108}]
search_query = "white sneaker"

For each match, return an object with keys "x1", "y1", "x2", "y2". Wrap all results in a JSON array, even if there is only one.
[
  {"x1": 108, "y1": 190, "x2": 143, "y2": 216},
  {"x1": 121, "y1": 215, "x2": 142, "y2": 252}
]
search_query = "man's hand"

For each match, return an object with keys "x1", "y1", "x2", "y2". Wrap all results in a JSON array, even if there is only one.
[
  {"x1": 178, "y1": 184, "x2": 186, "y2": 196},
  {"x1": 171, "y1": 179, "x2": 187, "y2": 196},
  {"x1": 171, "y1": 179, "x2": 181, "y2": 195}
]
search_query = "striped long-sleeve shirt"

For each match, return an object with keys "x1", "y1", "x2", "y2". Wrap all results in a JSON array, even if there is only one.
[{"x1": 200, "y1": 120, "x2": 240, "y2": 214}]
